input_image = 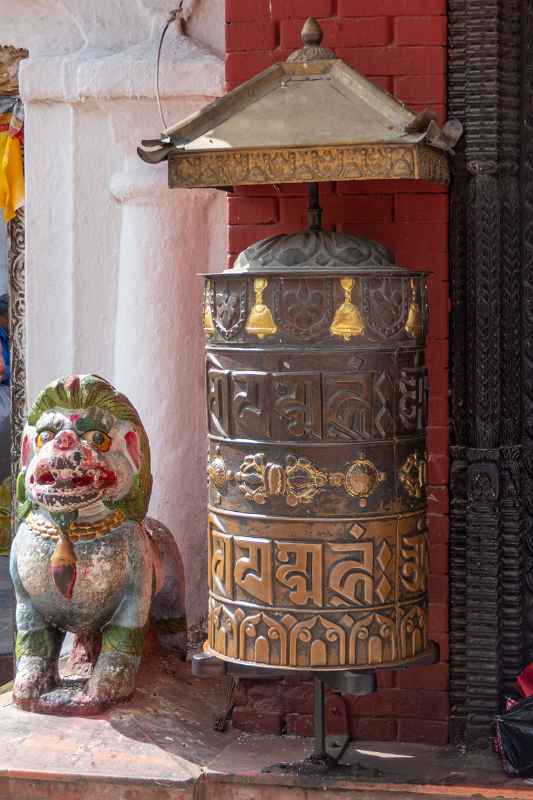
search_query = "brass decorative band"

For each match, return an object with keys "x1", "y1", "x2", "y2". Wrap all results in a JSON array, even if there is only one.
[
  {"x1": 208, "y1": 449, "x2": 426, "y2": 508},
  {"x1": 203, "y1": 273, "x2": 428, "y2": 343},
  {"x1": 207, "y1": 507, "x2": 428, "y2": 669},
  {"x1": 208, "y1": 510, "x2": 427, "y2": 605},
  {"x1": 208, "y1": 599, "x2": 428, "y2": 669},
  {"x1": 169, "y1": 143, "x2": 449, "y2": 188},
  {"x1": 206, "y1": 351, "x2": 428, "y2": 447}
]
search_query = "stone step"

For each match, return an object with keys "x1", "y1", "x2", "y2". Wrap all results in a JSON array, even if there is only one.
[{"x1": 1, "y1": 654, "x2": 532, "y2": 800}]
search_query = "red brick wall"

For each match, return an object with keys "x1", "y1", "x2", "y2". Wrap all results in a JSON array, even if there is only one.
[{"x1": 225, "y1": 0, "x2": 449, "y2": 746}]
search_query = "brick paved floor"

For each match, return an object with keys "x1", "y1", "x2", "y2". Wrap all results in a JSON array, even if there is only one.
[{"x1": 0, "y1": 654, "x2": 531, "y2": 800}]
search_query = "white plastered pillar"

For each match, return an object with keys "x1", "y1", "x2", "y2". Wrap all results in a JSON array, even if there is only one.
[
  {"x1": 2, "y1": 1, "x2": 225, "y2": 639},
  {"x1": 111, "y1": 151, "x2": 218, "y2": 636}
]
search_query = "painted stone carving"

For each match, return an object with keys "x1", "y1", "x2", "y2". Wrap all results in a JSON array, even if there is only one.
[{"x1": 10, "y1": 374, "x2": 185, "y2": 713}]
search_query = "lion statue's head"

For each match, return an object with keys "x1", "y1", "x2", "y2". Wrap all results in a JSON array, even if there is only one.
[{"x1": 17, "y1": 375, "x2": 151, "y2": 521}]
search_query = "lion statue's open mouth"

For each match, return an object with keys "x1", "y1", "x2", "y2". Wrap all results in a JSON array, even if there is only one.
[{"x1": 30, "y1": 456, "x2": 117, "y2": 511}]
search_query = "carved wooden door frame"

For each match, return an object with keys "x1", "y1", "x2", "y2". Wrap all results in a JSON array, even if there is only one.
[
  {"x1": 1, "y1": 46, "x2": 27, "y2": 536},
  {"x1": 7, "y1": 208, "x2": 25, "y2": 503},
  {"x1": 447, "y1": 0, "x2": 528, "y2": 747}
]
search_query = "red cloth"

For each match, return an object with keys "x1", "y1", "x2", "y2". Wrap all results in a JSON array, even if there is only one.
[{"x1": 517, "y1": 663, "x2": 533, "y2": 698}]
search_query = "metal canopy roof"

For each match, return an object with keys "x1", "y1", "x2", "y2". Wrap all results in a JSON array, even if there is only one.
[{"x1": 138, "y1": 17, "x2": 460, "y2": 188}]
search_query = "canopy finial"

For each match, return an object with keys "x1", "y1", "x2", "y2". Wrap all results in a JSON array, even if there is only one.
[
  {"x1": 287, "y1": 16, "x2": 336, "y2": 62},
  {"x1": 301, "y1": 17, "x2": 323, "y2": 47}
]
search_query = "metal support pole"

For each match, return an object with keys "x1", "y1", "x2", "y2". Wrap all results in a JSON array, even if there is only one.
[
  {"x1": 312, "y1": 676, "x2": 327, "y2": 761},
  {"x1": 307, "y1": 181, "x2": 322, "y2": 230}
]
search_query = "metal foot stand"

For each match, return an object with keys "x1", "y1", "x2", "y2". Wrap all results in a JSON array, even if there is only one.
[
  {"x1": 192, "y1": 652, "x2": 389, "y2": 775},
  {"x1": 266, "y1": 670, "x2": 376, "y2": 775}
]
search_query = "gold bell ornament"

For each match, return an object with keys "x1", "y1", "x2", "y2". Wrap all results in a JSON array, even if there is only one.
[
  {"x1": 405, "y1": 278, "x2": 423, "y2": 338},
  {"x1": 203, "y1": 281, "x2": 215, "y2": 334},
  {"x1": 330, "y1": 276, "x2": 365, "y2": 341},
  {"x1": 245, "y1": 278, "x2": 278, "y2": 339}
]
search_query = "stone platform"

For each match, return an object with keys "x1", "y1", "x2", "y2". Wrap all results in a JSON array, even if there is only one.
[{"x1": 1, "y1": 653, "x2": 533, "y2": 800}]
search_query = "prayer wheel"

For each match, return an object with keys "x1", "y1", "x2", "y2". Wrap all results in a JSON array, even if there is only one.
[{"x1": 204, "y1": 228, "x2": 430, "y2": 671}]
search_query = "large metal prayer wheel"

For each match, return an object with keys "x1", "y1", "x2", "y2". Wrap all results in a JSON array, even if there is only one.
[{"x1": 204, "y1": 229, "x2": 430, "y2": 671}]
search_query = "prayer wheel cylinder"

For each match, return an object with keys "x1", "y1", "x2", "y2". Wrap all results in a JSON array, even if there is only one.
[{"x1": 204, "y1": 230, "x2": 430, "y2": 670}]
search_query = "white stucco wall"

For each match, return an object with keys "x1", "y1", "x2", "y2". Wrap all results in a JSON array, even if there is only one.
[{"x1": 1, "y1": 0, "x2": 226, "y2": 639}]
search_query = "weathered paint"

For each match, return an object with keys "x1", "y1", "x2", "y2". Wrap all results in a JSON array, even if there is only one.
[{"x1": 10, "y1": 374, "x2": 186, "y2": 714}]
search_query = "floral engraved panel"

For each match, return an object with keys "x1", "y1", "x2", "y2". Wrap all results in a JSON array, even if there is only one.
[
  {"x1": 212, "y1": 278, "x2": 248, "y2": 340},
  {"x1": 399, "y1": 604, "x2": 428, "y2": 660},
  {"x1": 273, "y1": 278, "x2": 334, "y2": 340},
  {"x1": 361, "y1": 276, "x2": 411, "y2": 339},
  {"x1": 208, "y1": 599, "x2": 243, "y2": 659},
  {"x1": 239, "y1": 611, "x2": 288, "y2": 666},
  {"x1": 348, "y1": 612, "x2": 397, "y2": 665},
  {"x1": 288, "y1": 615, "x2": 347, "y2": 668}
]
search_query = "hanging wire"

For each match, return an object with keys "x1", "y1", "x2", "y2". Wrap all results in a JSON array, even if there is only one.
[{"x1": 155, "y1": 4, "x2": 182, "y2": 132}]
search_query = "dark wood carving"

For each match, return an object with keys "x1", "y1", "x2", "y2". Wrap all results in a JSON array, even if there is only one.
[
  {"x1": 448, "y1": 0, "x2": 468, "y2": 744},
  {"x1": 448, "y1": 0, "x2": 527, "y2": 748},
  {"x1": 521, "y1": 0, "x2": 533, "y2": 672}
]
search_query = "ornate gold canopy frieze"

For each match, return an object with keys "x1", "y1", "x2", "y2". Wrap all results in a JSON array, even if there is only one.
[
  {"x1": 139, "y1": 18, "x2": 460, "y2": 188},
  {"x1": 168, "y1": 143, "x2": 449, "y2": 188}
]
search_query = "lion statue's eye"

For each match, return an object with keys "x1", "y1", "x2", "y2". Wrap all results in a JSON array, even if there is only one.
[
  {"x1": 82, "y1": 430, "x2": 111, "y2": 452},
  {"x1": 36, "y1": 430, "x2": 55, "y2": 449}
]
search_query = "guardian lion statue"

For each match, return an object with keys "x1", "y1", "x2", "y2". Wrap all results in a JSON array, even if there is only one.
[{"x1": 10, "y1": 374, "x2": 185, "y2": 713}]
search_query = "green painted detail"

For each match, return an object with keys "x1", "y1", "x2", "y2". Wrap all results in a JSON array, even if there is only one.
[
  {"x1": 15, "y1": 472, "x2": 31, "y2": 522},
  {"x1": 0, "y1": 477, "x2": 11, "y2": 556},
  {"x1": 109, "y1": 473, "x2": 149, "y2": 526},
  {"x1": 15, "y1": 628, "x2": 63, "y2": 661},
  {"x1": 50, "y1": 511, "x2": 77, "y2": 532},
  {"x1": 16, "y1": 498, "x2": 33, "y2": 522},
  {"x1": 154, "y1": 616, "x2": 187, "y2": 635},
  {"x1": 16, "y1": 471, "x2": 25, "y2": 503},
  {"x1": 74, "y1": 410, "x2": 111, "y2": 434},
  {"x1": 101, "y1": 624, "x2": 147, "y2": 657},
  {"x1": 18, "y1": 374, "x2": 152, "y2": 522}
]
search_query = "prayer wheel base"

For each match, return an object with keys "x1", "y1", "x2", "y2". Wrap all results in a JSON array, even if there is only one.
[{"x1": 192, "y1": 640, "x2": 439, "y2": 683}]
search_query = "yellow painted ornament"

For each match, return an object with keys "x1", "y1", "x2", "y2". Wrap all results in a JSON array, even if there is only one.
[
  {"x1": 203, "y1": 281, "x2": 215, "y2": 334},
  {"x1": 246, "y1": 278, "x2": 278, "y2": 339},
  {"x1": 330, "y1": 276, "x2": 365, "y2": 341},
  {"x1": 405, "y1": 279, "x2": 423, "y2": 338}
]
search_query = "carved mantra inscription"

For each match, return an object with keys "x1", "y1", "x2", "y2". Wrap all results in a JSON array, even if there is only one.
[
  {"x1": 207, "y1": 366, "x2": 426, "y2": 442},
  {"x1": 208, "y1": 515, "x2": 427, "y2": 611}
]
